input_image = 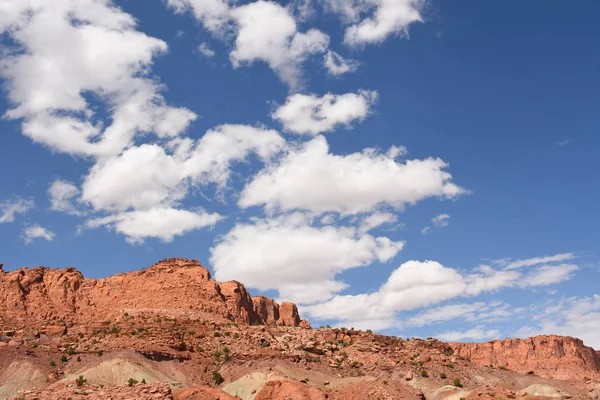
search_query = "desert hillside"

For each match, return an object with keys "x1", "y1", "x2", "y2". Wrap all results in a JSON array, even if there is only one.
[{"x1": 1, "y1": 258, "x2": 599, "y2": 400}]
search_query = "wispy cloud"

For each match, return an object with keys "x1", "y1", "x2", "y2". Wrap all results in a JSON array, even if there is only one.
[
  {"x1": 0, "y1": 197, "x2": 34, "y2": 224},
  {"x1": 22, "y1": 224, "x2": 55, "y2": 244}
]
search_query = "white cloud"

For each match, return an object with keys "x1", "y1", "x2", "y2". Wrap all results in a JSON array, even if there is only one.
[
  {"x1": 0, "y1": 0, "x2": 196, "y2": 158},
  {"x1": 168, "y1": 0, "x2": 330, "y2": 89},
  {"x1": 240, "y1": 135, "x2": 466, "y2": 215},
  {"x1": 87, "y1": 207, "x2": 223, "y2": 245},
  {"x1": 303, "y1": 255, "x2": 578, "y2": 328},
  {"x1": 323, "y1": 50, "x2": 358, "y2": 75},
  {"x1": 0, "y1": 197, "x2": 34, "y2": 224},
  {"x1": 359, "y1": 212, "x2": 398, "y2": 233},
  {"x1": 422, "y1": 213, "x2": 450, "y2": 234},
  {"x1": 503, "y1": 253, "x2": 575, "y2": 270},
  {"x1": 48, "y1": 179, "x2": 85, "y2": 216},
  {"x1": 82, "y1": 124, "x2": 285, "y2": 213},
  {"x1": 198, "y1": 42, "x2": 216, "y2": 57},
  {"x1": 514, "y1": 295, "x2": 600, "y2": 349},
  {"x1": 82, "y1": 144, "x2": 188, "y2": 212},
  {"x1": 432, "y1": 213, "x2": 449, "y2": 227},
  {"x1": 437, "y1": 326, "x2": 500, "y2": 342},
  {"x1": 22, "y1": 224, "x2": 55, "y2": 244},
  {"x1": 167, "y1": 0, "x2": 231, "y2": 34},
  {"x1": 183, "y1": 124, "x2": 286, "y2": 187},
  {"x1": 230, "y1": 1, "x2": 329, "y2": 90},
  {"x1": 272, "y1": 91, "x2": 377, "y2": 135},
  {"x1": 519, "y1": 264, "x2": 579, "y2": 287},
  {"x1": 209, "y1": 213, "x2": 404, "y2": 304},
  {"x1": 405, "y1": 302, "x2": 489, "y2": 327},
  {"x1": 322, "y1": 0, "x2": 424, "y2": 46}
]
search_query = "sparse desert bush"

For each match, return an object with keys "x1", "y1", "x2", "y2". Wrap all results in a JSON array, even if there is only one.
[
  {"x1": 213, "y1": 371, "x2": 224, "y2": 385},
  {"x1": 76, "y1": 375, "x2": 86, "y2": 387},
  {"x1": 128, "y1": 378, "x2": 138, "y2": 387},
  {"x1": 453, "y1": 378, "x2": 463, "y2": 387}
]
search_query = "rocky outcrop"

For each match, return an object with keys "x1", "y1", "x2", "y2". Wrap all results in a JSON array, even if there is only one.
[
  {"x1": 451, "y1": 335, "x2": 600, "y2": 380},
  {"x1": 0, "y1": 258, "x2": 306, "y2": 329},
  {"x1": 252, "y1": 296, "x2": 311, "y2": 328},
  {"x1": 253, "y1": 296, "x2": 280, "y2": 325}
]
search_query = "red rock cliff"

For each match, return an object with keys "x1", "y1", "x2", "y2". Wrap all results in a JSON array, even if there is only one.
[
  {"x1": 0, "y1": 258, "x2": 309, "y2": 329},
  {"x1": 451, "y1": 335, "x2": 600, "y2": 380}
]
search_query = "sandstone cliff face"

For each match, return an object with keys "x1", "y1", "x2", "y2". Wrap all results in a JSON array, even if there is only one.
[
  {"x1": 451, "y1": 335, "x2": 600, "y2": 380},
  {"x1": 0, "y1": 258, "x2": 308, "y2": 329}
]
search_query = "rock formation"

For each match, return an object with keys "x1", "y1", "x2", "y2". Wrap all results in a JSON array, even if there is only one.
[
  {"x1": 451, "y1": 335, "x2": 600, "y2": 380},
  {"x1": 0, "y1": 258, "x2": 310, "y2": 330},
  {"x1": 1, "y1": 258, "x2": 599, "y2": 400}
]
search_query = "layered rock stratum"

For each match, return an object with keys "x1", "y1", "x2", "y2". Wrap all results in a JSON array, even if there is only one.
[{"x1": 0, "y1": 258, "x2": 598, "y2": 400}]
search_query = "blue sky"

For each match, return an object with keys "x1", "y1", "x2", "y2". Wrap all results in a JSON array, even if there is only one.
[{"x1": 0, "y1": 0, "x2": 598, "y2": 347}]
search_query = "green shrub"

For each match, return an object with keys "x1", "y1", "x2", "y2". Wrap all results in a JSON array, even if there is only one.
[
  {"x1": 76, "y1": 375, "x2": 87, "y2": 387},
  {"x1": 213, "y1": 351, "x2": 222, "y2": 361},
  {"x1": 50, "y1": 361, "x2": 57, "y2": 367},
  {"x1": 213, "y1": 371, "x2": 224, "y2": 385},
  {"x1": 440, "y1": 372, "x2": 447, "y2": 379},
  {"x1": 61, "y1": 355, "x2": 68, "y2": 363},
  {"x1": 127, "y1": 378, "x2": 138, "y2": 387},
  {"x1": 97, "y1": 350, "x2": 103, "y2": 356},
  {"x1": 453, "y1": 378, "x2": 463, "y2": 387},
  {"x1": 214, "y1": 332, "x2": 221, "y2": 337},
  {"x1": 421, "y1": 369, "x2": 428, "y2": 378}
]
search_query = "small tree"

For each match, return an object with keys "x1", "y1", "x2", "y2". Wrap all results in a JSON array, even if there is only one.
[
  {"x1": 76, "y1": 375, "x2": 87, "y2": 387},
  {"x1": 128, "y1": 378, "x2": 138, "y2": 387},
  {"x1": 213, "y1": 371, "x2": 224, "y2": 385},
  {"x1": 61, "y1": 355, "x2": 68, "y2": 363},
  {"x1": 453, "y1": 378, "x2": 463, "y2": 388}
]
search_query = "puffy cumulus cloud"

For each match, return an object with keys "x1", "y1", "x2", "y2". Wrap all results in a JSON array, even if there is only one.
[
  {"x1": 323, "y1": 50, "x2": 358, "y2": 76},
  {"x1": 0, "y1": 197, "x2": 34, "y2": 224},
  {"x1": 209, "y1": 213, "x2": 404, "y2": 304},
  {"x1": 81, "y1": 124, "x2": 285, "y2": 213},
  {"x1": 302, "y1": 255, "x2": 579, "y2": 329},
  {"x1": 0, "y1": 0, "x2": 196, "y2": 158},
  {"x1": 272, "y1": 91, "x2": 377, "y2": 135},
  {"x1": 240, "y1": 135, "x2": 466, "y2": 214},
  {"x1": 48, "y1": 179, "x2": 85, "y2": 216},
  {"x1": 82, "y1": 144, "x2": 188, "y2": 212},
  {"x1": 230, "y1": 1, "x2": 329, "y2": 89},
  {"x1": 169, "y1": 0, "x2": 330, "y2": 89},
  {"x1": 321, "y1": 0, "x2": 424, "y2": 46},
  {"x1": 437, "y1": 326, "x2": 500, "y2": 342},
  {"x1": 22, "y1": 224, "x2": 55, "y2": 244},
  {"x1": 167, "y1": 0, "x2": 231, "y2": 34},
  {"x1": 515, "y1": 295, "x2": 600, "y2": 349},
  {"x1": 182, "y1": 124, "x2": 286, "y2": 187},
  {"x1": 86, "y1": 207, "x2": 223, "y2": 245}
]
